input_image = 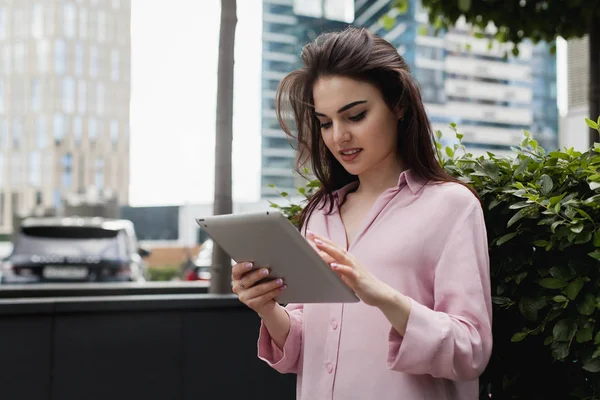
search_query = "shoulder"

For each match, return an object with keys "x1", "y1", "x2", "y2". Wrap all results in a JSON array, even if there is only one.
[{"x1": 421, "y1": 181, "x2": 481, "y2": 214}]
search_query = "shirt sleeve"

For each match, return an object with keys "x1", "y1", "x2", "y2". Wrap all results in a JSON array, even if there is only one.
[
  {"x1": 387, "y1": 201, "x2": 493, "y2": 381},
  {"x1": 257, "y1": 303, "x2": 304, "y2": 374}
]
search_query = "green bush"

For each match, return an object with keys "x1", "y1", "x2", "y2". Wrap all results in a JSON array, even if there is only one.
[
  {"x1": 147, "y1": 265, "x2": 181, "y2": 282},
  {"x1": 270, "y1": 121, "x2": 600, "y2": 399}
]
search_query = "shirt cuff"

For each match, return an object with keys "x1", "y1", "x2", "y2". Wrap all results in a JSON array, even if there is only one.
[{"x1": 257, "y1": 308, "x2": 302, "y2": 373}]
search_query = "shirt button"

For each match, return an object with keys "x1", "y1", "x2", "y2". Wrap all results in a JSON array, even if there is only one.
[
  {"x1": 326, "y1": 363, "x2": 333, "y2": 374},
  {"x1": 331, "y1": 320, "x2": 338, "y2": 330}
]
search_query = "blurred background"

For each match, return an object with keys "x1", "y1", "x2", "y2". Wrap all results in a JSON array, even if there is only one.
[{"x1": 0, "y1": 0, "x2": 589, "y2": 285}]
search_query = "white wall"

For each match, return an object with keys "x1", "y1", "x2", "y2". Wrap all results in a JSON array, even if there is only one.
[{"x1": 561, "y1": 105, "x2": 592, "y2": 151}]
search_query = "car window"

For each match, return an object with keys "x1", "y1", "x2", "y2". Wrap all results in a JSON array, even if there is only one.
[{"x1": 12, "y1": 226, "x2": 126, "y2": 259}]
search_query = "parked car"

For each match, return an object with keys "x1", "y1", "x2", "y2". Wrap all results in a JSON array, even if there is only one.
[
  {"x1": 181, "y1": 239, "x2": 235, "y2": 282},
  {"x1": 0, "y1": 217, "x2": 151, "y2": 284}
]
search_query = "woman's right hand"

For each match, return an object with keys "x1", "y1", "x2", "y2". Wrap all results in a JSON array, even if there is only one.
[{"x1": 231, "y1": 262, "x2": 287, "y2": 317}]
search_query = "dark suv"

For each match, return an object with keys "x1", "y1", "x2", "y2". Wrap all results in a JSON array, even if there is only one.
[{"x1": 0, "y1": 217, "x2": 151, "y2": 284}]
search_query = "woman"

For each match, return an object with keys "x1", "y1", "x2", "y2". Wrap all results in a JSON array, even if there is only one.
[{"x1": 231, "y1": 26, "x2": 492, "y2": 399}]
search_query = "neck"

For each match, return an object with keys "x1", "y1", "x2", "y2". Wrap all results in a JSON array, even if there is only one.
[{"x1": 355, "y1": 154, "x2": 405, "y2": 197}]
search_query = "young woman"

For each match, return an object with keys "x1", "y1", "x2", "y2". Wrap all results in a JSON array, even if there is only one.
[{"x1": 231, "y1": 27, "x2": 492, "y2": 399}]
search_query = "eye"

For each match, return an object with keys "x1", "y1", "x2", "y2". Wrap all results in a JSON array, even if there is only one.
[
  {"x1": 349, "y1": 111, "x2": 366, "y2": 122},
  {"x1": 319, "y1": 121, "x2": 332, "y2": 129}
]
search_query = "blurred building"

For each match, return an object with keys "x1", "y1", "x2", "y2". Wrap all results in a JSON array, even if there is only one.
[
  {"x1": 260, "y1": 0, "x2": 559, "y2": 196},
  {"x1": 0, "y1": 0, "x2": 131, "y2": 235},
  {"x1": 561, "y1": 36, "x2": 590, "y2": 151}
]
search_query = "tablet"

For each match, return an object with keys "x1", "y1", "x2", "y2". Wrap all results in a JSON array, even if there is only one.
[{"x1": 195, "y1": 211, "x2": 359, "y2": 304}]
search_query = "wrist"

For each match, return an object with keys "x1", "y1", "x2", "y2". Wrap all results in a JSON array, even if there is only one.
[
  {"x1": 258, "y1": 301, "x2": 281, "y2": 320},
  {"x1": 375, "y1": 285, "x2": 410, "y2": 314}
]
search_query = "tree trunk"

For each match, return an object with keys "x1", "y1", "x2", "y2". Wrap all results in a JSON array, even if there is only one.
[
  {"x1": 588, "y1": 13, "x2": 600, "y2": 146},
  {"x1": 210, "y1": 0, "x2": 237, "y2": 294}
]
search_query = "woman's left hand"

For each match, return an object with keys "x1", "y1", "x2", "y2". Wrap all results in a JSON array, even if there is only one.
[{"x1": 307, "y1": 231, "x2": 394, "y2": 307}]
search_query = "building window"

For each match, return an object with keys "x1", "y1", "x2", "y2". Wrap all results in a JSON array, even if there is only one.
[
  {"x1": 32, "y1": 4, "x2": 44, "y2": 38},
  {"x1": 11, "y1": 153, "x2": 22, "y2": 186},
  {"x1": 97, "y1": 83, "x2": 105, "y2": 115},
  {"x1": 37, "y1": 39, "x2": 49, "y2": 73},
  {"x1": 55, "y1": 39, "x2": 67, "y2": 74},
  {"x1": 90, "y1": 46, "x2": 98, "y2": 77},
  {"x1": 98, "y1": 11, "x2": 106, "y2": 42},
  {"x1": 53, "y1": 113, "x2": 65, "y2": 144},
  {"x1": 111, "y1": 50, "x2": 119, "y2": 81},
  {"x1": 36, "y1": 115, "x2": 46, "y2": 148},
  {"x1": 14, "y1": 42, "x2": 26, "y2": 73},
  {"x1": 62, "y1": 77, "x2": 75, "y2": 113},
  {"x1": 3, "y1": 46, "x2": 10, "y2": 74},
  {"x1": 0, "y1": 79, "x2": 3, "y2": 113},
  {"x1": 79, "y1": 7, "x2": 87, "y2": 39},
  {"x1": 12, "y1": 118, "x2": 22, "y2": 149},
  {"x1": 0, "y1": 7, "x2": 5, "y2": 41},
  {"x1": 75, "y1": 42, "x2": 84, "y2": 76},
  {"x1": 78, "y1": 80, "x2": 86, "y2": 113},
  {"x1": 0, "y1": 118, "x2": 6, "y2": 149},
  {"x1": 73, "y1": 116, "x2": 82, "y2": 146},
  {"x1": 0, "y1": 155, "x2": 3, "y2": 189},
  {"x1": 29, "y1": 151, "x2": 41, "y2": 187},
  {"x1": 89, "y1": 117, "x2": 97, "y2": 142},
  {"x1": 110, "y1": 120, "x2": 119, "y2": 145},
  {"x1": 62, "y1": 153, "x2": 72, "y2": 189},
  {"x1": 31, "y1": 78, "x2": 41, "y2": 111},
  {"x1": 95, "y1": 159, "x2": 104, "y2": 190},
  {"x1": 64, "y1": 3, "x2": 76, "y2": 38},
  {"x1": 112, "y1": 0, "x2": 120, "y2": 9},
  {"x1": 53, "y1": 189, "x2": 61, "y2": 209}
]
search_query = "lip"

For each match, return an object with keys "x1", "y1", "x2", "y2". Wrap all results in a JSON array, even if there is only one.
[{"x1": 339, "y1": 148, "x2": 362, "y2": 162}]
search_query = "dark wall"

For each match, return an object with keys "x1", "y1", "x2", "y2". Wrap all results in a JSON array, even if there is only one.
[
  {"x1": 0, "y1": 294, "x2": 296, "y2": 400},
  {"x1": 120, "y1": 205, "x2": 180, "y2": 241}
]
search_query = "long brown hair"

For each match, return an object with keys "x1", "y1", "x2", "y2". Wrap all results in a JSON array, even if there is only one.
[{"x1": 275, "y1": 26, "x2": 476, "y2": 229}]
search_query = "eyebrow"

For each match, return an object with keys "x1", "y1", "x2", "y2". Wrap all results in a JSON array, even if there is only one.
[{"x1": 314, "y1": 100, "x2": 367, "y2": 117}]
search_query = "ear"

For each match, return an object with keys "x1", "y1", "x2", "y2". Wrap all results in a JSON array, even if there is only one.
[{"x1": 395, "y1": 107, "x2": 406, "y2": 121}]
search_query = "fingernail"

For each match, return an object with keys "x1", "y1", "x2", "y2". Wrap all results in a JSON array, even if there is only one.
[
  {"x1": 276, "y1": 278, "x2": 283, "y2": 285},
  {"x1": 331, "y1": 263, "x2": 339, "y2": 269},
  {"x1": 245, "y1": 262, "x2": 253, "y2": 268},
  {"x1": 306, "y1": 230, "x2": 315, "y2": 237},
  {"x1": 281, "y1": 285, "x2": 287, "y2": 290},
  {"x1": 262, "y1": 269, "x2": 269, "y2": 276},
  {"x1": 314, "y1": 238, "x2": 323, "y2": 245}
]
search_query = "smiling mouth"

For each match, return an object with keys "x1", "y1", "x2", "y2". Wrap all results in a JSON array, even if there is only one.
[{"x1": 339, "y1": 149, "x2": 362, "y2": 155}]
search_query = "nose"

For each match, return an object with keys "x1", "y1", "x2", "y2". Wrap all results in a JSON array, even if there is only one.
[{"x1": 333, "y1": 122, "x2": 350, "y2": 145}]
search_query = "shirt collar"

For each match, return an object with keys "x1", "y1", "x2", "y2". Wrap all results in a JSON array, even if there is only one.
[{"x1": 332, "y1": 169, "x2": 426, "y2": 206}]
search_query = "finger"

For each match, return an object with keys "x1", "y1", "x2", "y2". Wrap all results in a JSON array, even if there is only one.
[
  {"x1": 231, "y1": 261, "x2": 254, "y2": 280},
  {"x1": 240, "y1": 278, "x2": 285, "y2": 304},
  {"x1": 246, "y1": 284, "x2": 287, "y2": 309},
  {"x1": 240, "y1": 267, "x2": 271, "y2": 289},
  {"x1": 314, "y1": 240, "x2": 351, "y2": 264},
  {"x1": 317, "y1": 250, "x2": 336, "y2": 264},
  {"x1": 330, "y1": 263, "x2": 357, "y2": 286},
  {"x1": 306, "y1": 230, "x2": 337, "y2": 246}
]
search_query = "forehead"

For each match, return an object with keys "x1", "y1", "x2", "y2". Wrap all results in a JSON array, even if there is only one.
[{"x1": 312, "y1": 76, "x2": 380, "y2": 112}]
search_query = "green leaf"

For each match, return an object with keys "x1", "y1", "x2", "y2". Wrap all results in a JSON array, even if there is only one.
[
  {"x1": 539, "y1": 278, "x2": 567, "y2": 289},
  {"x1": 533, "y1": 240, "x2": 549, "y2": 247},
  {"x1": 583, "y1": 358, "x2": 600, "y2": 372},
  {"x1": 496, "y1": 232, "x2": 518, "y2": 245},
  {"x1": 553, "y1": 319, "x2": 577, "y2": 341},
  {"x1": 551, "y1": 220, "x2": 563, "y2": 233},
  {"x1": 553, "y1": 295, "x2": 567, "y2": 303},
  {"x1": 594, "y1": 228, "x2": 600, "y2": 247},
  {"x1": 393, "y1": 0, "x2": 409, "y2": 14},
  {"x1": 576, "y1": 209, "x2": 593, "y2": 222},
  {"x1": 588, "y1": 250, "x2": 600, "y2": 261},
  {"x1": 565, "y1": 278, "x2": 586, "y2": 300},
  {"x1": 435, "y1": 130, "x2": 442, "y2": 140},
  {"x1": 590, "y1": 181, "x2": 600, "y2": 191},
  {"x1": 380, "y1": 14, "x2": 396, "y2": 30},
  {"x1": 537, "y1": 174, "x2": 553, "y2": 196},
  {"x1": 595, "y1": 331, "x2": 600, "y2": 345},
  {"x1": 492, "y1": 296, "x2": 513, "y2": 306},
  {"x1": 507, "y1": 207, "x2": 532, "y2": 228},
  {"x1": 571, "y1": 223, "x2": 584, "y2": 234},
  {"x1": 577, "y1": 293, "x2": 596, "y2": 315},
  {"x1": 585, "y1": 117, "x2": 599, "y2": 130},
  {"x1": 489, "y1": 198, "x2": 502, "y2": 210},
  {"x1": 576, "y1": 325, "x2": 594, "y2": 343},
  {"x1": 549, "y1": 266, "x2": 576, "y2": 281},
  {"x1": 458, "y1": 0, "x2": 472, "y2": 12},
  {"x1": 474, "y1": 32, "x2": 486, "y2": 39},
  {"x1": 552, "y1": 342, "x2": 570, "y2": 359},
  {"x1": 544, "y1": 336, "x2": 553, "y2": 346},
  {"x1": 514, "y1": 156, "x2": 530, "y2": 176},
  {"x1": 511, "y1": 331, "x2": 529, "y2": 342},
  {"x1": 519, "y1": 297, "x2": 546, "y2": 321},
  {"x1": 549, "y1": 193, "x2": 566, "y2": 206},
  {"x1": 509, "y1": 201, "x2": 531, "y2": 210},
  {"x1": 445, "y1": 147, "x2": 454, "y2": 158}
]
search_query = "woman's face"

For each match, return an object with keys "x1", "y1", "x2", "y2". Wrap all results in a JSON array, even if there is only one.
[{"x1": 313, "y1": 75, "x2": 402, "y2": 177}]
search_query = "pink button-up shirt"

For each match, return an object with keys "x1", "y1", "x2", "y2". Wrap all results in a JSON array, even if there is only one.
[{"x1": 258, "y1": 170, "x2": 493, "y2": 399}]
